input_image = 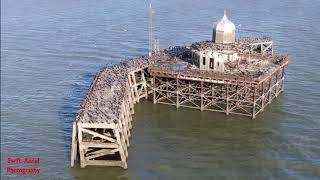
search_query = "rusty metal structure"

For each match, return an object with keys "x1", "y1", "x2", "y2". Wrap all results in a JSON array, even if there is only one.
[
  {"x1": 149, "y1": 56, "x2": 288, "y2": 118},
  {"x1": 148, "y1": 38, "x2": 288, "y2": 118}
]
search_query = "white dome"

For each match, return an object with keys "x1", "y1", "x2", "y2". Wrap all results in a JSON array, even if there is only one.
[{"x1": 214, "y1": 12, "x2": 235, "y2": 33}]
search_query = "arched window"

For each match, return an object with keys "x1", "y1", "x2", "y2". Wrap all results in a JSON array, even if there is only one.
[{"x1": 203, "y1": 57, "x2": 206, "y2": 65}]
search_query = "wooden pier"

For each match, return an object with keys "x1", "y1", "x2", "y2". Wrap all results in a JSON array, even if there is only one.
[
  {"x1": 70, "y1": 58, "x2": 151, "y2": 169},
  {"x1": 70, "y1": 40, "x2": 288, "y2": 169},
  {"x1": 70, "y1": 8, "x2": 290, "y2": 168}
]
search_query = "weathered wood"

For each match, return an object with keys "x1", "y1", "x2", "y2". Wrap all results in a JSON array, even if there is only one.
[
  {"x1": 113, "y1": 128, "x2": 127, "y2": 169},
  {"x1": 252, "y1": 86, "x2": 256, "y2": 119},
  {"x1": 120, "y1": 110, "x2": 130, "y2": 147},
  {"x1": 141, "y1": 71, "x2": 148, "y2": 99},
  {"x1": 226, "y1": 83, "x2": 229, "y2": 115},
  {"x1": 200, "y1": 81, "x2": 204, "y2": 111},
  {"x1": 85, "y1": 160, "x2": 124, "y2": 168},
  {"x1": 131, "y1": 72, "x2": 139, "y2": 103},
  {"x1": 77, "y1": 124, "x2": 86, "y2": 168},
  {"x1": 81, "y1": 128, "x2": 116, "y2": 143},
  {"x1": 85, "y1": 149, "x2": 115, "y2": 160},
  {"x1": 70, "y1": 121, "x2": 77, "y2": 167},
  {"x1": 117, "y1": 113, "x2": 128, "y2": 157},
  {"x1": 153, "y1": 76, "x2": 156, "y2": 104},
  {"x1": 80, "y1": 123, "x2": 116, "y2": 129},
  {"x1": 82, "y1": 142, "x2": 118, "y2": 148}
]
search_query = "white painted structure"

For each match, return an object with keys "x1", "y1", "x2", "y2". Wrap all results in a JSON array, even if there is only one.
[
  {"x1": 212, "y1": 11, "x2": 236, "y2": 44},
  {"x1": 191, "y1": 11, "x2": 238, "y2": 72},
  {"x1": 192, "y1": 50, "x2": 239, "y2": 72}
]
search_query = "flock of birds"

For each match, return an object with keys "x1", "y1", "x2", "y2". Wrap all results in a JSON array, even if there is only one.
[
  {"x1": 75, "y1": 39, "x2": 286, "y2": 124},
  {"x1": 191, "y1": 38, "x2": 272, "y2": 54},
  {"x1": 76, "y1": 56, "x2": 151, "y2": 124}
]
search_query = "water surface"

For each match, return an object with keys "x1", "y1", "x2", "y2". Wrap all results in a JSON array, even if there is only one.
[{"x1": 1, "y1": 0, "x2": 320, "y2": 179}]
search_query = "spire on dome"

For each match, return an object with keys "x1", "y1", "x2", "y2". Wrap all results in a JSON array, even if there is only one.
[{"x1": 212, "y1": 10, "x2": 236, "y2": 44}]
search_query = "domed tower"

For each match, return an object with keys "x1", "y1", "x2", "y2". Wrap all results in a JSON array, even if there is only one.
[{"x1": 212, "y1": 11, "x2": 236, "y2": 44}]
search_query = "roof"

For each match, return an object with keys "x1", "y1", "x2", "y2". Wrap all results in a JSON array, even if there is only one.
[
  {"x1": 214, "y1": 11, "x2": 236, "y2": 33},
  {"x1": 191, "y1": 38, "x2": 272, "y2": 54}
]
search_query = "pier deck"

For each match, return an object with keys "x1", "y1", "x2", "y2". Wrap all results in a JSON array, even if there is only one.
[{"x1": 71, "y1": 57, "x2": 150, "y2": 169}]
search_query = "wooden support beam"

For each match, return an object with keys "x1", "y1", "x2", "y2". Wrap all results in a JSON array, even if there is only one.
[
  {"x1": 275, "y1": 70, "x2": 279, "y2": 97},
  {"x1": 117, "y1": 113, "x2": 128, "y2": 157},
  {"x1": 281, "y1": 66, "x2": 285, "y2": 91},
  {"x1": 81, "y1": 142, "x2": 118, "y2": 148},
  {"x1": 120, "y1": 111, "x2": 130, "y2": 147},
  {"x1": 268, "y1": 77, "x2": 272, "y2": 104},
  {"x1": 141, "y1": 71, "x2": 148, "y2": 99},
  {"x1": 176, "y1": 78, "x2": 180, "y2": 108},
  {"x1": 153, "y1": 76, "x2": 156, "y2": 104},
  {"x1": 200, "y1": 81, "x2": 204, "y2": 111},
  {"x1": 226, "y1": 83, "x2": 229, "y2": 115},
  {"x1": 252, "y1": 86, "x2": 256, "y2": 119},
  {"x1": 77, "y1": 124, "x2": 86, "y2": 168},
  {"x1": 70, "y1": 121, "x2": 77, "y2": 167},
  {"x1": 85, "y1": 149, "x2": 116, "y2": 160},
  {"x1": 131, "y1": 72, "x2": 139, "y2": 103},
  {"x1": 85, "y1": 160, "x2": 124, "y2": 168},
  {"x1": 80, "y1": 123, "x2": 116, "y2": 129},
  {"x1": 113, "y1": 128, "x2": 127, "y2": 169},
  {"x1": 261, "y1": 81, "x2": 265, "y2": 111},
  {"x1": 81, "y1": 128, "x2": 116, "y2": 143}
]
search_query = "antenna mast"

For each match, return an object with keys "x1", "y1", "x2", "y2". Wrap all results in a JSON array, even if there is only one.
[{"x1": 149, "y1": 4, "x2": 154, "y2": 57}]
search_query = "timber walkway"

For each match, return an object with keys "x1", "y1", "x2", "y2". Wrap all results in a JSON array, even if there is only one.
[{"x1": 71, "y1": 57, "x2": 151, "y2": 169}]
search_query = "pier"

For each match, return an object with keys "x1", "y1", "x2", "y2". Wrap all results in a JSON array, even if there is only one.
[
  {"x1": 70, "y1": 43, "x2": 288, "y2": 169},
  {"x1": 70, "y1": 12, "x2": 289, "y2": 169},
  {"x1": 70, "y1": 57, "x2": 151, "y2": 169}
]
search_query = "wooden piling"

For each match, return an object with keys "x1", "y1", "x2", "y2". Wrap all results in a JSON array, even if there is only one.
[{"x1": 70, "y1": 121, "x2": 77, "y2": 167}]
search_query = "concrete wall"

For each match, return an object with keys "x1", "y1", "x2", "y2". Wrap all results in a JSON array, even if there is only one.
[
  {"x1": 192, "y1": 49, "x2": 239, "y2": 72},
  {"x1": 197, "y1": 51, "x2": 225, "y2": 72}
]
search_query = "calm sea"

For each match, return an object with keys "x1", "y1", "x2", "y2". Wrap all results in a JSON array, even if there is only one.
[{"x1": 1, "y1": 0, "x2": 320, "y2": 179}]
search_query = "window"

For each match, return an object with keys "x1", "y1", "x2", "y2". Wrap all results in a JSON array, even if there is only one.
[
  {"x1": 210, "y1": 58, "x2": 214, "y2": 69},
  {"x1": 217, "y1": 62, "x2": 220, "y2": 68},
  {"x1": 203, "y1": 57, "x2": 206, "y2": 65}
]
